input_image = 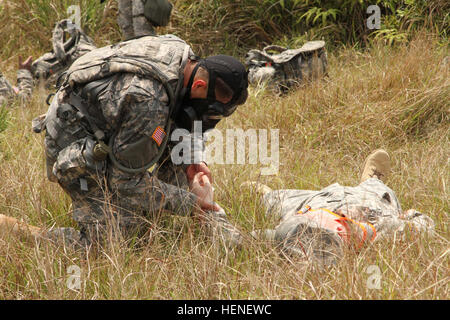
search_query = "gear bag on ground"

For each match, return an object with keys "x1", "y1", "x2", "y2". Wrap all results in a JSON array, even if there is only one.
[
  {"x1": 31, "y1": 19, "x2": 97, "y2": 86},
  {"x1": 245, "y1": 41, "x2": 328, "y2": 93}
]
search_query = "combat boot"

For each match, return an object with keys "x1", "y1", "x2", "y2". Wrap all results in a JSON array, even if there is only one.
[{"x1": 360, "y1": 149, "x2": 391, "y2": 183}]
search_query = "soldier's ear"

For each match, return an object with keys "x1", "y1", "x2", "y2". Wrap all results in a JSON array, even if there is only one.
[{"x1": 191, "y1": 79, "x2": 207, "y2": 90}]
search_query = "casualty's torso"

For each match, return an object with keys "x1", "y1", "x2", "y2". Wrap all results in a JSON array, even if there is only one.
[{"x1": 264, "y1": 178, "x2": 404, "y2": 236}]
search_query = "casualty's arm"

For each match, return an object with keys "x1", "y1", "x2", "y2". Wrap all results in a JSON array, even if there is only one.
[
  {"x1": 190, "y1": 173, "x2": 242, "y2": 247},
  {"x1": 400, "y1": 209, "x2": 435, "y2": 234}
]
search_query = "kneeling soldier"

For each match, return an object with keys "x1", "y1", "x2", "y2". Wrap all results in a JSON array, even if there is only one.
[{"x1": 31, "y1": 33, "x2": 248, "y2": 249}]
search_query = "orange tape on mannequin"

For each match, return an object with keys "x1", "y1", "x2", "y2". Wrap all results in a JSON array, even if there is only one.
[{"x1": 297, "y1": 206, "x2": 377, "y2": 249}]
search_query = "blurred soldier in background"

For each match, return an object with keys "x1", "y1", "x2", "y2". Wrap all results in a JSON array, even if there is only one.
[
  {"x1": 117, "y1": 0, "x2": 173, "y2": 40},
  {"x1": 0, "y1": 56, "x2": 33, "y2": 106}
]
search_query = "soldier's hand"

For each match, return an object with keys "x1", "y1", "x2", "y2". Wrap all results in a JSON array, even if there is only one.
[
  {"x1": 190, "y1": 172, "x2": 211, "y2": 200},
  {"x1": 18, "y1": 55, "x2": 33, "y2": 71},
  {"x1": 186, "y1": 162, "x2": 213, "y2": 184},
  {"x1": 198, "y1": 200, "x2": 220, "y2": 212},
  {"x1": 190, "y1": 172, "x2": 219, "y2": 212}
]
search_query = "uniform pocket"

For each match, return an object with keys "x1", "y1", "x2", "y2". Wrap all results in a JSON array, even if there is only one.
[{"x1": 53, "y1": 137, "x2": 106, "y2": 189}]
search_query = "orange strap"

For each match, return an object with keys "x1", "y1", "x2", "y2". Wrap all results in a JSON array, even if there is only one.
[{"x1": 297, "y1": 206, "x2": 377, "y2": 249}]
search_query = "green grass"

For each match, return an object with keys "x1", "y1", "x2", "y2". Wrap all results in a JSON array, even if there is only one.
[{"x1": 0, "y1": 106, "x2": 9, "y2": 133}]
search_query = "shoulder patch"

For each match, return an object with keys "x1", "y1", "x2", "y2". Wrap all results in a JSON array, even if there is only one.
[{"x1": 152, "y1": 126, "x2": 166, "y2": 146}]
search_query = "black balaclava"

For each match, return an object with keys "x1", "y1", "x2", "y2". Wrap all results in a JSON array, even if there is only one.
[{"x1": 175, "y1": 55, "x2": 248, "y2": 132}]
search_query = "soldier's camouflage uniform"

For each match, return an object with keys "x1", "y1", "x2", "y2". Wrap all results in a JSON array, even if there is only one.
[
  {"x1": 259, "y1": 177, "x2": 435, "y2": 265},
  {"x1": 36, "y1": 35, "x2": 240, "y2": 249},
  {"x1": 0, "y1": 69, "x2": 33, "y2": 105}
]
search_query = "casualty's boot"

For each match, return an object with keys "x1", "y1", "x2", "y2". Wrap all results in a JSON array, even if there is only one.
[{"x1": 360, "y1": 149, "x2": 391, "y2": 183}]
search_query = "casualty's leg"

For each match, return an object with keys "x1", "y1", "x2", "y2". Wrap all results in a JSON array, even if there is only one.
[
  {"x1": 358, "y1": 148, "x2": 402, "y2": 213},
  {"x1": 155, "y1": 149, "x2": 189, "y2": 190},
  {"x1": 0, "y1": 214, "x2": 88, "y2": 250},
  {"x1": 357, "y1": 149, "x2": 434, "y2": 238}
]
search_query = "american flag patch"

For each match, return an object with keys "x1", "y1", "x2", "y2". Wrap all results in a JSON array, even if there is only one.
[{"x1": 152, "y1": 126, "x2": 166, "y2": 146}]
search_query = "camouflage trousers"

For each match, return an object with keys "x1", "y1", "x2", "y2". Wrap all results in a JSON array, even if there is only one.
[
  {"x1": 117, "y1": 0, "x2": 156, "y2": 40},
  {"x1": 43, "y1": 158, "x2": 243, "y2": 251},
  {"x1": 43, "y1": 135, "x2": 189, "y2": 250}
]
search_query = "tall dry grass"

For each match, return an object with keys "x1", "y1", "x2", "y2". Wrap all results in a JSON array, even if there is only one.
[{"x1": 0, "y1": 1, "x2": 448, "y2": 300}]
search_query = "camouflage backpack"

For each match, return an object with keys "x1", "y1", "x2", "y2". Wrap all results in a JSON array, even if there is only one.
[
  {"x1": 33, "y1": 34, "x2": 193, "y2": 177},
  {"x1": 245, "y1": 41, "x2": 328, "y2": 93},
  {"x1": 31, "y1": 19, "x2": 97, "y2": 85}
]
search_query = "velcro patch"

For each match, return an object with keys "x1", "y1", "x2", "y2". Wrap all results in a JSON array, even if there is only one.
[{"x1": 152, "y1": 126, "x2": 166, "y2": 146}]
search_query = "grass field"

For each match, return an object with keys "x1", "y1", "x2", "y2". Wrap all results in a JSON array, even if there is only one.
[{"x1": 0, "y1": 0, "x2": 448, "y2": 299}]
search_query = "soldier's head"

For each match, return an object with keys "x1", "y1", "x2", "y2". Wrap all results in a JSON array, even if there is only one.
[{"x1": 178, "y1": 55, "x2": 248, "y2": 132}]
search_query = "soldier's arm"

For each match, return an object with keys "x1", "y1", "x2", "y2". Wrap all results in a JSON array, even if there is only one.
[
  {"x1": 110, "y1": 162, "x2": 215, "y2": 217},
  {"x1": 16, "y1": 56, "x2": 33, "y2": 101},
  {"x1": 151, "y1": 174, "x2": 200, "y2": 216},
  {"x1": 0, "y1": 73, "x2": 15, "y2": 105},
  {"x1": 105, "y1": 74, "x2": 212, "y2": 216},
  {"x1": 16, "y1": 69, "x2": 33, "y2": 101},
  {"x1": 169, "y1": 128, "x2": 209, "y2": 178}
]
